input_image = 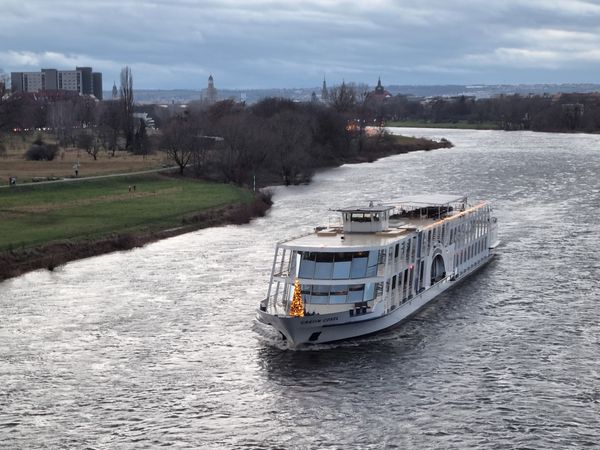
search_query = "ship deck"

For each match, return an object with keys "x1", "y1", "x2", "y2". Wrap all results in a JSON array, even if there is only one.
[
  {"x1": 280, "y1": 209, "x2": 477, "y2": 250},
  {"x1": 281, "y1": 219, "x2": 436, "y2": 250}
]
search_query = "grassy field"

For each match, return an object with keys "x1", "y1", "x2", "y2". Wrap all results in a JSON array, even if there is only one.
[
  {"x1": 0, "y1": 132, "x2": 167, "y2": 186},
  {"x1": 0, "y1": 174, "x2": 253, "y2": 251},
  {"x1": 386, "y1": 120, "x2": 500, "y2": 130}
]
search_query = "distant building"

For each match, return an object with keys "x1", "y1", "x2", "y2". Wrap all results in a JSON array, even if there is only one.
[
  {"x1": 42, "y1": 68, "x2": 58, "y2": 90},
  {"x1": 367, "y1": 77, "x2": 392, "y2": 102},
  {"x1": 202, "y1": 74, "x2": 218, "y2": 104},
  {"x1": 77, "y1": 66, "x2": 93, "y2": 95},
  {"x1": 58, "y1": 70, "x2": 81, "y2": 92},
  {"x1": 133, "y1": 112, "x2": 156, "y2": 129},
  {"x1": 10, "y1": 66, "x2": 103, "y2": 98},
  {"x1": 321, "y1": 77, "x2": 329, "y2": 101},
  {"x1": 112, "y1": 81, "x2": 118, "y2": 99},
  {"x1": 92, "y1": 72, "x2": 103, "y2": 100}
]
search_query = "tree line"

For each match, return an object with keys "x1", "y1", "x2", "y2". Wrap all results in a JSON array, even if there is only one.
[
  {"x1": 1, "y1": 72, "x2": 452, "y2": 185},
  {"x1": 380, "y1": 93, "x2": 600, "y2": 132}
]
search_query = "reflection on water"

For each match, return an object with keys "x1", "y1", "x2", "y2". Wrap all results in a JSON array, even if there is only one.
[{"x1": 1, "y1": 129, "x2": 600, "y2": 448}]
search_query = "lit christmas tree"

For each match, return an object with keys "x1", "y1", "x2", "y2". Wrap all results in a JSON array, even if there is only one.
[{"x1": 289, "y1": 278, "x2": 305, "y2": 317}]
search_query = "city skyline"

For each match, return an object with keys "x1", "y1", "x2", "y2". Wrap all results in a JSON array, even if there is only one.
[{"x1": 2, "y1": 0, "x2": 600, "y2": 89}]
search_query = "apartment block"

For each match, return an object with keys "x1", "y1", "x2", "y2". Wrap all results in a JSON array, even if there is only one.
[{"x1": 10, "y1": 66, "x2": 103, "y2": 98}]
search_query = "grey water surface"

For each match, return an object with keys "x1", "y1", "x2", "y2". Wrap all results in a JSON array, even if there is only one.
[{"x1": 1, "y1": 128, "x2": 599, "y2": 449}]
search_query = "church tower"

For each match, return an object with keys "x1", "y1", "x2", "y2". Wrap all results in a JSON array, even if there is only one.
[
  {"x1": 204, "y1": 74, "x2": 218, "y2": 104},
  {"x1": 375, "y1": 76, "x2": 384, "y2": 94},
  {"x1": 321, "y1": 76, "x2": 329, "y2": 101}
]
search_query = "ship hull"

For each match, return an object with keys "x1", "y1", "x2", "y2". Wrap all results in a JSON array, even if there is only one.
[{"x1": 257, "y1": 254, "x2": 494, "y2": 347}]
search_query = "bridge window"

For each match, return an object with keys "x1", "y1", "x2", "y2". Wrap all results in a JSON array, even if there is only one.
[{"x1": 298, "y1": 250, "x2": 381, "y2": 280}]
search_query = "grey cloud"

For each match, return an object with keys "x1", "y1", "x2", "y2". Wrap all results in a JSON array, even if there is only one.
[{"x1": 2, "y1": 0, "x2": 600, "y2": 88}]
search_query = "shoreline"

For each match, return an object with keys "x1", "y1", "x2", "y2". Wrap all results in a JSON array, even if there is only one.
[
  {"x1": 0, "y1": 192, "x2": 272, "y2": 281},
  {"x1": 0, "y1": 134, "x2": 451, "y2": 282},
  {"x1": 386, "y1": 121, "x2": 500, "y2": 130}
]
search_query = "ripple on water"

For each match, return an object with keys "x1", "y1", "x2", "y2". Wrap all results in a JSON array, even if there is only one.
[{"x1": 1, "y1": 129, "x2": 600, "y2": 448}]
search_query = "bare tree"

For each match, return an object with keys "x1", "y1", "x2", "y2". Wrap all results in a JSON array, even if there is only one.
[
  {"x1": 47, "y1": 100, "x2": 76, "y2": 146},
  {"x1": 215, "y1": 112, "x2": 270, "y2": 185},
  {"x1": 160, "y1": 113, "x2": 206, "y2": 175},
  {"x1": 98, "y1": 100, "x2": 121, "y2": 155},
  {"x1": 329, "y1": 81, "x2": 356, "y2": 113},
  {"x1": 76, "y1": 130, "x2": 101, "y2": 160},
  {"x1": 268, "y1": 110, "x2": 313, "y2": 185},
  {"x1": 120, "y1": 66, "x2": 134, "y2": 150}
]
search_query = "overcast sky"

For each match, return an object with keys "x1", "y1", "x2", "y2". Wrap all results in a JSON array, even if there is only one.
[{"x1": 2, "y1": 0, "x2": 600, "y2": 89}]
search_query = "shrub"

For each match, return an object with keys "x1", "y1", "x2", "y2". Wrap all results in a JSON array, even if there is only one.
[{"x1": 25, "y1": 141, "x2": 59, "y2": 161}]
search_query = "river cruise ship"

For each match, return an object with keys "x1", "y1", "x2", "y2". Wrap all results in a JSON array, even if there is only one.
[{"x1": 257, "y1": 194, "x2": 499, "y2": 347}]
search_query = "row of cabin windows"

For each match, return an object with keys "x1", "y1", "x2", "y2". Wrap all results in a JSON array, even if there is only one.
[
  {"x1": 448, "y1": 208, "x2": 490, "y2": 247},
  {"x1": 298, "y1": 251, "x2": 379, "y2": 279},
  {"x1": 300, "y1": 283, "x2": 377, "y2": 304},
  {"x1": 393, "y1": 238, "x2": 417, "y2": 263},
  {"x1": 388, "y1": 267, "x2": 416, "y2": 302},
  {"x1": 455, "y1": 238, "x2": 487, "y2": 268}
]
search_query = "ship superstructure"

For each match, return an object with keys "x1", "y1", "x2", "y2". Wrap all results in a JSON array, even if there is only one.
[{"x1": 257, "y1": 194, "x2": 499, "y2": 347}]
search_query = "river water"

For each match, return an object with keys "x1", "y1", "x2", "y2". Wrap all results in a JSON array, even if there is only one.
[{"x1": 1, "y1": 128, "x2": 599, "y2": 449}]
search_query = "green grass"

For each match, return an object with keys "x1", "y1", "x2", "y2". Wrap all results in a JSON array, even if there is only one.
[
  {"x1": 386, "y1": 120, "x2": 500, "y2": 130},
  {"x1": 0, "y1": 174, "x2": 253, "y2": 250}
]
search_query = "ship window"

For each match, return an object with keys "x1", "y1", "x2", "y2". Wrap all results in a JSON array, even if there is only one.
[
  {"x1": 334, "y1": 252, "x2": 353, "y2": 262},
  {"x1": 309, "y1": 295, "x2": 329, "y2": 304},
  {"x1": 298, "y1": 260, "x2": 315, "y2": 278},
  {"x1": 350, "y1": 257, "x2": 368, "y2": 278},
  {"x1": 330, "y1": 285, "x2": 348, "y2": 295},
  {"x1": 332, "y1": 261, "x2": 351, "y2": 279},
  {"x1": 301, "y1": 251, "x2": 316, "y2": 261},
  {"x1": 312, "y1": 285, "x2": 329, "y2": 295},
  {"x1": 315, "y1": 261, "x2": 333, "y2": 279},
  {"x1": 392, "y1": 275, "x2": 397, "y2": 289},
  {"x1": 367, "y1": 251, "x2": 379, "y2": 267},
  {"x1": 395, "y1": 243, "x2": 399, "y2": 258},
  {"x1": 348, "y1": 290, "x2": 364, "y2": 302},
  {"x1": 364, "y1": 283, "x2": 376, "y2": 300},
  {"x1": 348, "y1": 284, "x2": 365, "y2": 301},
  {"x1": 330, "y1": 295, "x2": 347, "y2": 304},
  {"x1": 316, "y1": 253, "x2": 335, "y2": 262},
  {"x1": 351, "y1": 213, "x2": 372, "y2": 223}
]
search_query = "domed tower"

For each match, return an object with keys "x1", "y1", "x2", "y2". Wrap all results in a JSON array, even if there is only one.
[{"x1": 204, "y1": 74, "x2": 218, "y2": 104}]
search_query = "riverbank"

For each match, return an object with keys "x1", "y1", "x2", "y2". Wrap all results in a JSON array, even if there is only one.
[
  {"x1": 246, "y1": 133, "x2": 454, "y2": 188},
  {"x1": 386, "y1": 120, "x2": 500, "y2": 130},
  {"x1": 0, "y1": 174, "x2": 272, "y2": 281},
  {"x1": 341, "y1": 133, "x2": 453, "y2": 164}
]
